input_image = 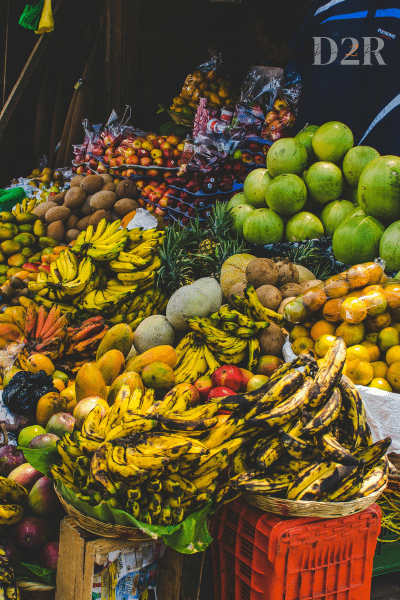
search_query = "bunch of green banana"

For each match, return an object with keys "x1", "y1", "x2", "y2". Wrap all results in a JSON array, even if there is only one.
[
  {"x1": 0, "y1": 476, "x2": 27, "y2": 526},
  {"x1": 71, "y1": 218, "x2": 127, "y2": 260},
  {"x1": 0, "y1": 547, "x2": 20, "y2": 600}
]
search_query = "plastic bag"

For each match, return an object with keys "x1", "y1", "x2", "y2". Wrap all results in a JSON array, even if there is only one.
[
  {"x1": 261, "y1": 76, "x2": 302, "y2": 141},
  {"x1": 284, "y1": 260, "x2": 386, "y2": 323},
  {"x1": 2, "y1": 370, "x2": 56, "y2": 415}
]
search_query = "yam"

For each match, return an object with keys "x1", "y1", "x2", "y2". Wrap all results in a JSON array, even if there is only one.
[
  {"x1": 45, "y1": 206, "x2": 71, "y2": 223},
  {"x1": 246, "y1": 258, "x2": 279, "y2": 288},
  {"x1": 64, "y1": 187, "x2": 86, "y2": 209},
  {"x1": 256, "y1": 285, "x2": 282, "y2": 311},
  {"x1": 80, "y1": 174, "x2": 104, "y2": 195},
  {"x1": 258, "y1": 323, "x2": 285, "y2": 356},
  {"x1": 279, "y1": 283, "x2": 302, "y2": 299},
  {"x1": 90, "y1": 191, "x2": 117, "y2": 211},
  {"x1": 46, "y1": 220, "x2": 65, "y2": 242}
]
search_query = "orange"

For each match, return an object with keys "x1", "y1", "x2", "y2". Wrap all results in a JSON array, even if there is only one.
[
  {"x1": 392, "y1": 322, "x2": 400, "y2": 333},
  {"x1": 284, "y1": 298, "x2": 307, "y2": 323},
  {"x1": 310, "y1": 320, "x2": 336, "y2": 341},
  {"x1": 291, "y1": 337, "x2": 315, "y2": 355},
  {"x1": 386, "y1": 344, "x2": 400, "y2": 366},
  {"x1": 324, "y1": 275, "x2": 349, "y2": 299},
  {"x1": 346, "y1": 345, "x2": 371, "y2": 363},
  {"x1": 346, "y1": 264, "x2": 371, "y2": 289},
  {"x1": 363, "y1": 291, "x2": 387, "y2": 316},
  {"x1": 246, "y1": 375, "x2": 269, "y2": 392},
  {"x1": 363, "y1": 284, "x2": 384, "y2": 294},
  {"x1": 340, "y1": 296, "x2": 368, "y2": 324},
  {"x1": 289, "y1": 325, "x2": 310, "y2": 342},
  {"x1": 314, "y1": 334, "x2": 336, "y2": 358},
  {"x1": 365, "y1": 311, "x2": 392, "y2": 332},
  {"x1": 335, "y1": 322, "x2": 365, "y2": 347},
  {"x1": 52, "y1": 378, "x2": 65, "y2": 392},
  {"x1": 360, "y1": 340, "x2": 380, "y2": 362},
  {"x1": 364, "y1": 262, "x2": 385, "y2": 285},
  {"x1": 344, "y1": 360, "x2": 374, "y2": 386},
  {"x1": 390, "y1": 306, "x2": 400, "y2": 321},
  {"x1": 377, "y1": 327, "x2": 400, "y2": 353},
  {"x1": 26, "y1": 354, "x2": 55, "y2": 376},
  {"x1": 323, "y1": 298, "x2": 344, "y2": 323},
  {"x1": 365, "y1": 332, "x2": 379, "y2": 344},
  {"x1": 383, "y1": 282, "x2": 400, "y2": 309},
  {"x1": 302, "y1": 287, "x2": 328, "y2": 312},
  {"x1": 141, "y1": 361, "x2": 175, "y2": 391},
  {"x1": 369, "y1": 378, "x2": 392, "y2": 392},
  {"x1": 371, "y1": 361, "x2": 388, "y2": 379},
  {"x1": 386, "y1": 360, "x2": 400, "y2": 392}
]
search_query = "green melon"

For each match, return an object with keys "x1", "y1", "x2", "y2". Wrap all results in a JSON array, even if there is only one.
[
  {"x1": 266, "y1": 138, "x2": 308, "y2": 178},
  {"x1": 332, "y1": 215, "x2": 384, "y2": 264},
  {"x1": 358, "y1": 155, "x2": 400, "y2": 221},
  {"x1": 285, "y1": 212, "x2": 325, "y2": 242},
  {"x1": 243, "y1": 209, "x2": 284, "y2": 245},
  {"x1": 321, "y1": 200, "x2": 355, "y2": 238},
  {"x1": 265, "y1": 173, "x2": 307, "y2": 215},
  {"x1": 379, "y1": 221, "x2": 400, "y2": 272}
]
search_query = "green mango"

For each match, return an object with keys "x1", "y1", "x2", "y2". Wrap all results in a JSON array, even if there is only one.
[
  {"x1": 18, "y1": 224, "x2": 33, "y2": 233},
  {"x1": 15, "y1": 212, "x2": 37, "y2": 224},
  {"x1": 33, "y1": 220, "x2": 46, "y2": 237},
  {"x1": 14, "y1": 233, "x2": 36, "y2": 247},
  {"x1": 21, "y1": 247, "x2": 34, "y2": 258},
  {"x1": 0, "y1": 264, "x2": 8, "y2": 275},
  {"x1": 29, "y1": 253, "x2": 42, "y2": 263},
  {"x1": 0, "y1": 276, "x2": 6, "y2": 285},
  {"x1": 1, "y1": 240, "x2": 21, "y2": 256},
  {"x1": 0, "y1": 211, "x2": 15, "y2": 223},
  {"x1": 41, "y1": 247, "x2": 54, "y2": 255},
  {"x1": 39, "y1": 236, "x2": 58, "y2": 249},
  {"x1": 0, "y1": 223, "x2": 18, "y2": 241}
]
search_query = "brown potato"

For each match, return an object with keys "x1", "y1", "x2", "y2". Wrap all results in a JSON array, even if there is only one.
[
  {"x1": 90, "y1": 191, "x2": 117, "y2": 211},
  {"x1": 256, "y1": 285, "x2": 282, "y2": 311},
  {"x1": 64, "y1": 229, "x2": 80, "y2": 243},
  {"x1": 64, "y1": 187, "x2": 86, "y2": 209},
  {"x1": 45, "y1": 206, "x2": 71, "y2": 223},
  {"x1": 88, "y1": 210, "x2": 112, "y2": 227},
  {"x1": 76, "y1": 216, "x2": 90, "y2": 231},
  {"x1": 46, "y1": 220, "x2": 65, "y2": 242},
  {"x1": 279, "y1": 283, "x2": 303, "y2": 299},
  {"x1": 276, "y1": 259, "x2": 299, "y2": 287},
  {"x1": 80, "y1": 174, "x2": 104, "y2": 195},
  {"x1": 258, "y1": 323, "x2": 285, "y2": 356},
  {"x1": 113, "y1": 198, "x2": 139, "y2": 217},
  {"x1": 246, "y1": 258, "x2": 279, "y2": 288},
  {"x1": 32, "y1": 201, "x2": 57, "y2": 220}
]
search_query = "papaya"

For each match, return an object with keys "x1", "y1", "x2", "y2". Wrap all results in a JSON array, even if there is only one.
[
  {"x1": 126, "y1": 345, "x2": 177, "y2": 375},
  {"x1": 107, "y1": 372, "x2": 144, "y2": 405},
  {"x1": 96, "y1": 349, "x2": 125, "y2": 386},
  {"x1": 0, "y1": 211, "x2": 15, "y2": 223},
  {"x1": 15, "y1": 212, "x2": 37, "y2": 224},
  {"x1": 2, "y1": 367, "x2": 21, "y2": 386},
  {"x1": 0, "y1": 223, "x2": 18, "y2": 241},
  {"x1": 39, "y1": 236, "x2": 58, "y2": 249},
  {"x1": 29, "y1": 252, "x2": 42, "y2": 263},
  {"x1": 8, "y1": 254, "x2": 25, "y2": 268},
  {"x1": 33, "y1": 220, "x2": 46, "y2": 237},
  {"x1": 36, "y1": 391, "x2": 68, "y2": 428},
  {"x1": 96, "y1": 324, "x2": 134, "y2": 361},
  {"x1": 0, "y1": 323, "x2": 24, "y2": 342},
  {"x1": 18, "y1": 224, "x2": 34, "y2": 233},
  {"x1": 75, "y1": 363, "x2": 107, "y2": 403},
  {"x1": 14, "y1": 233, "x2": 36, "y2": 247},
  {"x1": 1, "y1": 240, "x2": 21, "y2": 255}
]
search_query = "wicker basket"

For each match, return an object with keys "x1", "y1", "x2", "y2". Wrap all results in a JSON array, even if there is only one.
[
  {"x1": 55, "y1": 487, "x2": 151, "y2": 541},
  {"x1": 244, "y1": 484, "x2": 386, "y2": 518},
  {"x1": 17, "y1": 581, "x2": 55, "y2": 593}
]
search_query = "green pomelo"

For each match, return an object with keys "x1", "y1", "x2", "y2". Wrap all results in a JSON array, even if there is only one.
[
  {"x1": 265, "y1": 173, "x2": 307, "y2": 216},
  {"x1": 312, "y1": 121, "x2": 354, "y2": 163},
  {"x1": 321, "y1": 200, "x2": 355, "y2": 237},
  {"x1": 285, "y1": 212, "x2": 325, "y2": 242},
  {"x1": 302, "y1": 125, "x2": 319, "y2": 133},
  {"x1": 358, "y1": 155, "x2": 400, "y2": 221},
  {"x1": 379, "y1": 221, "x2": 400, "y2": 272},
  {"x1": 227, "y1": 192, "x2": 247, "y2": 211},
  {"x1": 266, "y1": 138, "x2": 308, "y2": 178},
  {"x1": 295, "y1": 130, "x2": 317, "y2": 167},
  {"x1": 304, "y1": 161, "x2": 343, "y2": 204},
  {"x1": 341, "y1": 180, "x2": 359, "y2": 202},
  {"x1": 342, "y1": 146, "x2": 380, "y2": 188},
  {"x1": 230, "y1": 204, "x2": 255, "y2": 237},
  {"x1": 332, "y1": 215, "x2": 384, "y2": 264},
  {"x1": 243, "y1": 209, "x2": 284, "y2": 245},
  {"x1": 243, "y1": 169, "x2": 271, "y2": 208},
  {"x1": 343, "y1": 206, "x2": 366, "y2": 224}
]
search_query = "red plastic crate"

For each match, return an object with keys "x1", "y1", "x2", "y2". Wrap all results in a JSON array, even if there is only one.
[{"x1": 211, "y1": 501, "x2": 381, "y2": 600}]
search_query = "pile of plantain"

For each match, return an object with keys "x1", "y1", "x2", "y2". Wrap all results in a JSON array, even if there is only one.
[{"x1": 227, "y1": 337, "x2": 392, "y2": 502}]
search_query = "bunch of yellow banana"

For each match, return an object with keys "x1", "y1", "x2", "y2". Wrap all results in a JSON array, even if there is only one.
[
  {"x1": 173, "y1": 333, "x2": 220, "y2": 384},
  {"x1": 12, "y1": 197, "x2": 36, "y2": 216},
  {"x1": 71, "y1": 218, "x2": 128, "y2": 261},
  {"x1": 224, "y1": 338, "x2": 391, "y2": 502},
  {"x1": 0, "y1": 546, "x2": 20, "y2": 600}
]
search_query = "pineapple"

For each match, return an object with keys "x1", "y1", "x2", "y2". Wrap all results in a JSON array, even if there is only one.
[{"x1": 157, "y1": 223, "x2": 194, "y2": 294}]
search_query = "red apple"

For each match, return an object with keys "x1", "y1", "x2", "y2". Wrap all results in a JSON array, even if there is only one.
[
  {"x1": 147, "y1": 169, "x2": 160, "y2": 177},
  {"x1": 146, "y1": 203, "x2": 155, "y2": 213},
  {"x1": 172, "y1": 148, "x2": 181, "y2": 158},
  {"x1": 207, "y1": 386, "x2": 236, "y2": 401},
  {"x1": 241, "y1": 152, "x2": 254, "y2": 164},
  {"x1": 141, "y1": 185, "x2": 156, "y2": 199},
  {"x1": 127, "y1": 155, "x2": 139, "y2": 165},
  {"x1": 76, "y1": 166, "x2": 87, "y2": 175},
  {"x1": 135, "y1": 179, "x2": 145, "y2": 190},
  {"x1": 211, "y1": 365, "x2": 243, "y2": 392},
  {"x1": 254, "y1": 155, "x2": 265, "y2": 165},
  {"x1": 109, "y1": 157, "x2": 117, "y2": 168},
  {"x1": 96, "y1": 164, "x2": 108, "y2": 174},
  {"x1": 92, "y1": 146, "x2": 104, "y2": 157},
  {"x1": 194, "y1": 376, "x2": 213, "y2": 401},
  {"x1": 162, "y1": 148, "x2": 173, "y2": 159},
  {"x1": 102, "y1": 156, "x2": 110, "y2": 165},
  {"x1": 256, "y1": 355, "x2": 284, "y2": 377},
  {"x1": 246, "y1": 374, "x2": 269, "y2": 392},
  {"x1": 148, "y1": 191, "x2": 163, "y2": 203},
  {"x1": 137, "y1": 148, "x2": 150, "y2": 158},
  {"x1": 166, "y1": 158, "x2": 178, "y2": 168},
  {"x1": 138, "y1": 199, "x2": 146, "y2": 208},
  {"x1": 239, "y1": 368, "x2": 254, "y2": 391},
  {"x1": 126, "y1": 169, "x2": 138, "y2": 177},
  {"x1": 147, "y1": 134, "x2": 158, "y2": 142},
  {"x1": 88, "y1": 158, "x2": 98, "y2": 170},
  {"x1": 155, "y1": 207, "x2": 166, "y2": 217},
  {"x1": 140, "y1": 157, "x2": 153, "y2": 167},
  {"x1": 115, "y1": 156, "x2": 125, "y2": 167}
]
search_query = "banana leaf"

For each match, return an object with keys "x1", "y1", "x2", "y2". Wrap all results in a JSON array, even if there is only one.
[
  {"x1": 20, "y1": 446, "x2": 57, "y2": 477},
  {"x1": 13, "y1": 562, "x2": 56, "y2": 586},
  {"x1": 56, "y1": 480, "x2": 213, "y2": 554}
]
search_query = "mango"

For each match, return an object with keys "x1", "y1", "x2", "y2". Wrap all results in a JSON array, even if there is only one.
[
  {"x1": 18, "y1": 224, "x2": 34, "y2": 233},
  {"x1": 107, "y1": 372, "x2": 144, "y2": 405},
  {"x1": 36, "y1": 392, "x2": 68, "y2": 428},
  {"x1": 0, "y1": 276, "x2": 5, "y2": 286},
  {"x1": 14, "y1": 233, "x2": 36, "y2": 247},
  {"x1": 15, "y1": 212, "x2": 37, "y2": 224},
  {"x1": 29, "y1": 252, "x2": 42, "y2": 263},
  {"x1": 0, "y1": 264, "x2": 8, "y2": 275},
  {"x1": 39, "y1": 237, "x2": 58, "y2": 249},
  {"x1": 75, "y1": 363, "x2": 107, "y2": 403},
  {"x1": 2, "y1": 367, "x2": 21, "y2": 386},
  {"x1": 96, "y1": 324, "x2": 134, "y2": 361},
  {"x1": 1, "y1": 240, "x2": 21, "y2": 255},
  {"x1": 8, "y1": 254, "x2": 25, "y2": 268},
  {"x1": 126, "y1": 345, "x2": 177, "y2": 374},
  {"x1": 0, "y1": 223, "x2": 18, "y2": 241},
  {"x1": 21, "y1": 247, "x2": 34, "y2": 258},
  {"x1": 7, "y1": 267, "x2": 21, "y2": 278},
  {"x1": 33, "y1": 220, "x2": 46, "y2": 237},
  {"x1": 0, "y1": 211, "x2": 15, "y2": 223},
  {"x1": 96, "y1": 349, "x2": 125, "y2": 386}
]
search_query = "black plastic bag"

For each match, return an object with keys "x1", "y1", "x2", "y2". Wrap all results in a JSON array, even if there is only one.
[{"x1": 2, "y1": 370, "x2": 57, "y2": 415}]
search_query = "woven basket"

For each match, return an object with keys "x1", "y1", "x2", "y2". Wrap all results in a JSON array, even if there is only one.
[
  {"x1": 55, "y1": 487, "x2": 151, "y2": 541},
  {"x1": 244, "y1": 484, "x2": 386, "y2": 518},
  {"x1": 17, "y1": 581, "x2": 55, "y2": 593}
]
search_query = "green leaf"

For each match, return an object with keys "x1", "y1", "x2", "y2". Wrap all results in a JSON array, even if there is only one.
[
  {"x1": 14, "y1": 562, "x2": 56, "y2": 586},
  {"x1": 20, "y1": 447, "x2": 58, "y2": 477},
  {"x1": 160, "y1": 121, "x2": 191, "y2": 137}
]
